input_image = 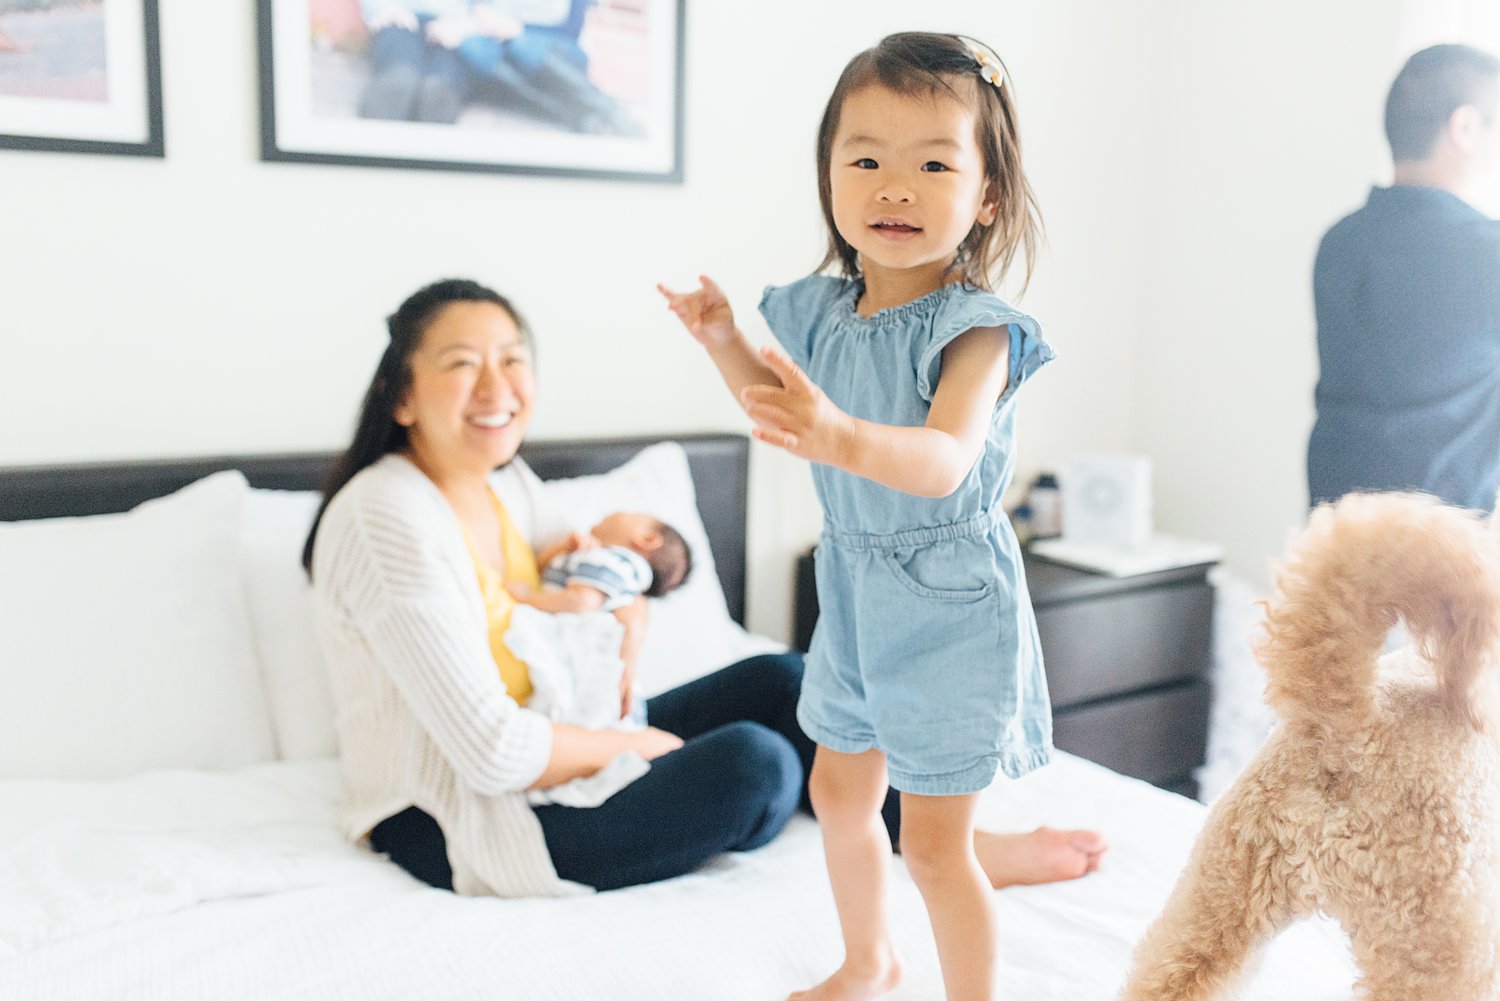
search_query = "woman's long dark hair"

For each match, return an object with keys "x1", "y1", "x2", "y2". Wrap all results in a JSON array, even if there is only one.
[{"x1": 300, "y1": 279, "x2": 530, "y2": 577}]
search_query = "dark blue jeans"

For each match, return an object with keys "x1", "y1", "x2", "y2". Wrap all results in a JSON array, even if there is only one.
[{"x1": 370, "y1": 653, "x2": 902, "y2": 892}]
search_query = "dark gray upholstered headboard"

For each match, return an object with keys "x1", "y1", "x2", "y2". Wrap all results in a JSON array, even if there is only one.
[{"x1": 0, "y1": 433, "x2": 751, "y2": 625}]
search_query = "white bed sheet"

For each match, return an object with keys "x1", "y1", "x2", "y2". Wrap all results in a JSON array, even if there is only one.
[{"x1": 0, "y1": 753, "x2": 1356, "y2": 1001}]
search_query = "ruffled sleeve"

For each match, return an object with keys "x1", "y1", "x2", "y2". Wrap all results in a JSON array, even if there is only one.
[
  {"x1": 757, "y1": 275, "x2": 850, "y2": 370},
  {"x1": 915, "y1": 287, "x2": 1055, "y2": 407}
]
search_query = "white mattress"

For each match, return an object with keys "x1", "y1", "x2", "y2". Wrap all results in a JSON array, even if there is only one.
[{"x1": 0, "y1": 753, "x2": 1356, "y2": 1000}]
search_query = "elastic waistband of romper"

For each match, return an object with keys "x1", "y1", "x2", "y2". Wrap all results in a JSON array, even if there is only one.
[{"x1": 821, "y1": 509, "x2": 1003, "y2": 551}]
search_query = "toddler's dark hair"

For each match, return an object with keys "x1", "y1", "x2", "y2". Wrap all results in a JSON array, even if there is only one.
[{"x1": 815, "y1": 31, "x2": 1042, "y2": 293}]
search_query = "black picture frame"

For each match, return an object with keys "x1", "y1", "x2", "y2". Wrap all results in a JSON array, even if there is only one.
[
  {"x1": 256, "y1": 0, "x2": 684, "y2": 183},
  {"x1": 0, "y1": 0, "x2": 164, "y2": 157}
]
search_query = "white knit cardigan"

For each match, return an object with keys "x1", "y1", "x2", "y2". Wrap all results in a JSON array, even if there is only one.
[{"x1": 311, "y1": 452, "x2": 589, "y2": 897}]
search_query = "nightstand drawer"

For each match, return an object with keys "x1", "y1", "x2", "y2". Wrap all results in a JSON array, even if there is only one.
[
  {"x1": 1036, "y1": 580, "x2": 1212, "y2": 710},
  {"x1": 1051, "y1": 680, "x2": 1211, "y2": 785}
]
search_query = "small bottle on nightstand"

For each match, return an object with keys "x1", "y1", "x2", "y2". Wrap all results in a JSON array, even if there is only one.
[
  {"x1": 1027, "y1": 473, "x2": 1062, "y2": 539},
  {"x1": 1010, "y1": 502, "x2": 1034, "y2": 545}
]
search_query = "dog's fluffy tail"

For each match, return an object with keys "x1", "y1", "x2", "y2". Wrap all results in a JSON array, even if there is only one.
[{"x1": 1258, "y1": 491, "x2": 1500, "y2": 737}]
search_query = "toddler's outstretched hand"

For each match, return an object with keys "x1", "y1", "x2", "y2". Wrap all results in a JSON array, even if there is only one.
[
  {"x1": 656, "y1": 275, "x2": 736, "y2": 348},
  {"x1": 741, "y1": 347, "x2": 856, "y2": 467}
]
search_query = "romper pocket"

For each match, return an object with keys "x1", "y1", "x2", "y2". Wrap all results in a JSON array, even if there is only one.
[{"x1": 880, "y1": 544, "x2": 997, "y2": 603}]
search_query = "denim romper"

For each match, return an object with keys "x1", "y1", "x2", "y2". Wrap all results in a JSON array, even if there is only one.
[{"x1": 760, "y1": 275, "x2": 1056, "y2": 795}]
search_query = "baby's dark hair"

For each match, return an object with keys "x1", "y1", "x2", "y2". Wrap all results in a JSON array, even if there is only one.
[
  {"x1": 644, "y1": 520, "x2": 692, "y2": 598},
  {"x1": 815, "y1": 31, "x2": 1042, "y2": 293}
]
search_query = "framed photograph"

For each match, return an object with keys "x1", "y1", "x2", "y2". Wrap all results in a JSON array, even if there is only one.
[
  {"x1": 258, "y1": 0, "x2": 683, "y2": 183},
  {"x1": 0, "y1": 0, "x2": 163, "y2": 156}
]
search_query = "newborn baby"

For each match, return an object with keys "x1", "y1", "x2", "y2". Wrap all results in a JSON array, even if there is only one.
[
  {"x1": 504, "y1": 512, "x2": 692, "y2": 807},
  {"x1": 509, "y1": 511, "x2": 692, "y2": 614}
]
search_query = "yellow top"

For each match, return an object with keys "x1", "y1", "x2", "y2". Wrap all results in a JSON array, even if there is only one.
[{"x1": 462, "y1": 490, "x2": 541, "y2": 705}]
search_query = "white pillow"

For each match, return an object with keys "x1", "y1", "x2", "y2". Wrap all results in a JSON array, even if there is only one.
[
  {"x1": 0, "y1": 471, "x2": 277, "y2": 780},
  {"x1": 240, "y1": 489, "x2": 336, "y2": 760},
  {"x1": 540, "y1": 442, "x2": 767, "y2": 697}
]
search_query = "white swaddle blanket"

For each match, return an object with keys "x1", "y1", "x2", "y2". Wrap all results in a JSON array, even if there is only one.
[{"x1": 504, "y1": 604, "x2": 650, "y2": 808}]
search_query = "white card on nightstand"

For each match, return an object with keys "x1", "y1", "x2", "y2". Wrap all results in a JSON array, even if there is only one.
[{"x1": 1029, "y1": 533, "x2": 1223, "y2": 577}]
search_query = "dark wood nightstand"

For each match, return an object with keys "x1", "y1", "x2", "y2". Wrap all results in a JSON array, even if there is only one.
[{"x1": 793, "y1": 547, "x2": 1215, "y2": 798}]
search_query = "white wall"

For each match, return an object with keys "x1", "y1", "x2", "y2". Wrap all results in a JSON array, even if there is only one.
[
  {"x1": 6, "y1": 2, "x2": 1437, "y2": 629},
  {"x1": 1137, "y1": 0, "x2": 1407, "y2": 586},
  {"x1": 0, "y1": 1, "x2": 1155, "y2": 641}
]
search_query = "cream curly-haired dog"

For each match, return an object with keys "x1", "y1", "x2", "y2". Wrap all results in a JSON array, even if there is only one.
[{"x1": 1119, "y1": 492, "x2": 1500, "y2": 1001}]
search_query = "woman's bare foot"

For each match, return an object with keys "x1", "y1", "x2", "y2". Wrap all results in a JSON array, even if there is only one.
[
  {"x1": 788, "y1": 956, "x2": 902, "y2": 1001},
  {"x1": 973, "y1": 827, "x2": 1107, "y2": 888}
]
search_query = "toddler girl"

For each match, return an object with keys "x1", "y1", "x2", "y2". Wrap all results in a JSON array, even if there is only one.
[{"x1": 660, "y1": 31, "x2": 1056, "y2": 1001}]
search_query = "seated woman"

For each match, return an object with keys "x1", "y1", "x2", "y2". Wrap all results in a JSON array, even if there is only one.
[{"x1": 302, "y1": 277, "x2": 1105, "y2": 896}]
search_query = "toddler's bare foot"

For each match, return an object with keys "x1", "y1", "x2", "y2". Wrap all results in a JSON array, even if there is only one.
[
  {"x1": 974, "y1": 826, "x2": 1107, "y2": 888},
  {"x1": 788, "y1": 956, "x2": 902, "y2": 1001}
]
